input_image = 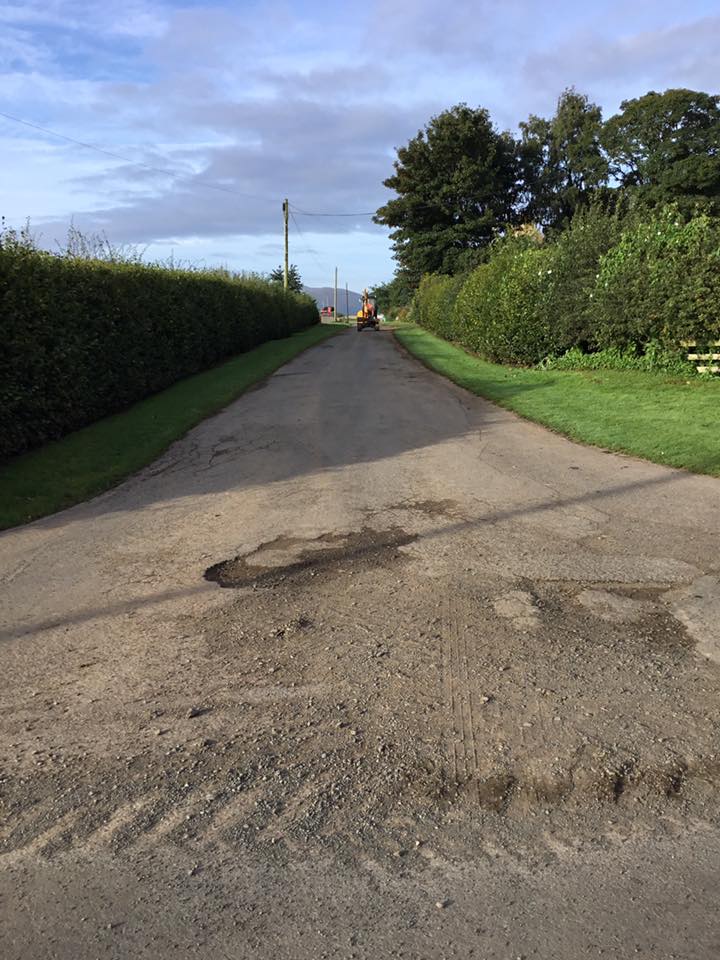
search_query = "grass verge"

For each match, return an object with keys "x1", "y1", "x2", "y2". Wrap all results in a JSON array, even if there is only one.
[
  {"x1": 1, "y1": 324, "x2": 344, "y2": 530},
  {"x1": 394, "y1": 325, "x2": 720, "y2": 477}
]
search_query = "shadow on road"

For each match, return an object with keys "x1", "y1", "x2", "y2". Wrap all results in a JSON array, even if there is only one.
[
  {"x1": 16, "y1": 332, "x2": 566, "y2": 533},
  {"x1": 2, "y1": 470, "x2": 682, "y2": 642}
]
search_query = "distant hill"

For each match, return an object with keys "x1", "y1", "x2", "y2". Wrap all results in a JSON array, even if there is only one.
[{"x1": 303, "y1": 286, "x2": 364, "y2": 315}]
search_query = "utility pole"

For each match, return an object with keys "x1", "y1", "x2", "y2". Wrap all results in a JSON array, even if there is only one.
[
  {"x1": 334, "y1": 267, "x2": 338, "y2": 322},
  {"x1": 345, "y1": 283, "x2": 349, "y2": 319},
  {"x1": 282, "y1": 198, "x2": 289, "y2": 290}
]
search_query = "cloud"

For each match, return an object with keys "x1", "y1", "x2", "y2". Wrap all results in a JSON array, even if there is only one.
[
  {"x1": 0, "y1": 69, "x2": 102, "y2": 104},
  {"x1": 3, "y1": 0, "x2": 720, "y2": 286},
  {"x1": 368, "y1": 0, "x2": 528, "y2": 59},
  {"x1": 257, "y1": 64, "x2": 393, "y2": 101},
  {"x1": 0, "y1": 23, "x2": 50, "y2": 70},
  {"x1": 522, "y1": 16, "x2": 720, "y2": 113},
  {"x1": 0, "y1": 0, "x2": 168, "y2": 37},
  {"x1": 36, "y1": 91, "x2": 427, "y2": 244}
]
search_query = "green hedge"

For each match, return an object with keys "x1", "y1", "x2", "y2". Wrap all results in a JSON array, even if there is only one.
[
  {"x1": 408, "y1": 273, "x2": 466, "y2": 339},
  {"x1": 548, "y1": 203, "x2": 629, "y2": 353},
  {"x1": 409, "y1": 205, "x2": 720, "y2": 368},
  {"x1": 453, "y1": 237, "x2": 558, "y2": 363},
  {"x1": 593, "y1": 211, "x2": 720, "y2": 349},
  {"x1": 0, "y1": 249, "x2": 318, "y2": 459}
]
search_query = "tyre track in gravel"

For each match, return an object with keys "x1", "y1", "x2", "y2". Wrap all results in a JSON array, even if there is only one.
[{"x1": 442, "y1": 595, "x2": 481, "y2": 797}]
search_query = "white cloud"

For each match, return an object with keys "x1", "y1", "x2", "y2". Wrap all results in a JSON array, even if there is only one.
[
  {"x1": 2, "y1": 0, "x2": 719, "y2": 286},
  {"x1": 522, "y1": 16, "x2": 720, "y2": 113},
  {"x1": 0, "y1": 0, "x2": 169, "y2": 36}
]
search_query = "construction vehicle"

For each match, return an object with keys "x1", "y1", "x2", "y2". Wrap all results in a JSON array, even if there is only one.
[{"x1": 356, "y1": 289, "x2": 378, "y2": 331}]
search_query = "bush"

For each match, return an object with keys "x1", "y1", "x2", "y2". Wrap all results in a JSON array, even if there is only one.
[
  {"x1": 541, "y1": 341, "x2": 697, "y2": 375},
  {"x1": 549, "y1": 201, "x2": 631, "y2": 352},
  {"x1": 408, "y1": 273, "x2": 466, "y2": 339},
  {"x1": 408, "y1": 204, "x2": 720, "y2": 373},
  {"x1": 453, "y1": 236, "x2": 559, "y2": 364},
  {"x1": 0, "y1": 246, "x2": 318, "y2": 459},
  {"x1": 593, "y1": 210, "x2": 720, "y2": 349}
]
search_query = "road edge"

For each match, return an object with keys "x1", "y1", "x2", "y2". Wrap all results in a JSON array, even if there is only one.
[
  {"x1": 0, "y1": 324, "x2": 346, "y2": 532},
  {"x1": 391, "y1": 325, "x2": 716, "y2": 479}
]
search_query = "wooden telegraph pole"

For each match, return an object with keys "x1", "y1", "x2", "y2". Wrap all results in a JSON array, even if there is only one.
[
  {"x1": 334, "y1": 267, "x2": 338, "y2": 322},
  {"x1": 346, "y1": 283, "x2": 349, "y2": 319},
  {"x1": 282, "y1": 199, "x2": 289, "y2": 290}
]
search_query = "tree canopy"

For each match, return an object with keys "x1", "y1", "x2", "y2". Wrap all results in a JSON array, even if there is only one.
[
  {"x1": 520, "y1": 88, "x2": 609, "y2": 231},
  {"x1": 376, "y1": 86, "x2": 720, "y2": 297},
  {"x1": 269, "y1": 263, "x2": 303, "y2": 293},
  {"x1": 374, "y1": 104, "x2": 521, "y2": 282},
  {"x1": 602, "y1": 89, "x2": 720, "y2": 215}
]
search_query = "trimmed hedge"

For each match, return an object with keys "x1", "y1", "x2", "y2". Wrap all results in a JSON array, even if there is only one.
[
  {"x1": 408, "y1": 273, "x2": 466, "y2": 340},
  {"x1": 453, "y1": 237, "x2": 558, "y2": 364},
  {"x1": 0, "y1": 248, "x2": 318, "y2": 459},
  {"x1": 548, "y1": 203, "x2": 629, "y2": 353},
  {"x1": 409, "y1": 205, "x2": 720, "y2": 368},
  {"x1": 593, "y1": 211, "x2": 720, "y2": 349}
]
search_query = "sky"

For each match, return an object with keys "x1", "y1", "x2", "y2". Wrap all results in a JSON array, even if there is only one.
[{"x1": 1, "y1": 0, "x2": 719, "y2": 290}]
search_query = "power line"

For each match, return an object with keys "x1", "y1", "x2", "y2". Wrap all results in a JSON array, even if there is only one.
[
  {"x1": 289, "y1": 202, "x2": 376, "y2": 217},
  {"x1": 0, "y1": 111, "x2": 383, "y2": 218},
  {"x1": 289, "y1": 208, "x2": 329, "y2": 276},
  {"x1": 0, "y1": 110, "x2": 270, "y2": 203}
]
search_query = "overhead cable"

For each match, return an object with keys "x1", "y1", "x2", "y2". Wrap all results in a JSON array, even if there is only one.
[
  {"x1": 0, "y1": 111, "x2": 381, "y2": 217},
  {"x1": 289, "y1": 202, "x2": 376, "y2": 217},
  {"x1": 0, "y1": 110, "x2": 269, "y2": 202}
]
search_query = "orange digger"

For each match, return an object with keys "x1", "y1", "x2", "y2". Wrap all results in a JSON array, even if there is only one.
[{"x1": 356, "y1": 289, "x2": 378, "y2": 331}]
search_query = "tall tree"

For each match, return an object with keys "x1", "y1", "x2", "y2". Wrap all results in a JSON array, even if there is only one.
[
  {"x1": 602, "y1": 89, "x2": 720, "y2": 215},
  {"x1": 270, "y1": 263, "x2": 303, "y2": 293},
  {"x1": 374, "y1": 104, "x2": 521, "y2": 283},
  {"x1": 370, "y1": 273, "x2": 414, "y2": 314},
  {"x1": 520, "y1": 88, "x2": 608, "y2": 231}
]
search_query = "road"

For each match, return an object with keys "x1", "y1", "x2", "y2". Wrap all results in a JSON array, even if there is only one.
[{"x1": 2, "y1": 328, "x2": 720, "y2": 959}]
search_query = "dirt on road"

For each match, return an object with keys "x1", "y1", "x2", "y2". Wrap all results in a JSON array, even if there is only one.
[{"x1": 2, "y1": 329, "x2": 720, "y2": 959}]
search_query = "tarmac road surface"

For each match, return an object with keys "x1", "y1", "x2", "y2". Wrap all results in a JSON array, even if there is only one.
[{"x1": 2, "y1": 328, "x2": 720, "y2": 959}]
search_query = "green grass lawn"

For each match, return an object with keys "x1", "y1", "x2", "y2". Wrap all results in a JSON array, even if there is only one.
[
  {"x1": 395, "y1": 325, "x2": 720, "y2": 477},
  {"x1": 0, "y1": 323, "x2": 343, "y2": 530}
]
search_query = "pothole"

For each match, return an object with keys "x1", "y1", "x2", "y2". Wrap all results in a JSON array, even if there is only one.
[
  {"x1": 204, "y1": 526, "x2": 418, "y2": 589},
  {"x1": 575, "y1": 588, "x2": 656, "y2": 624},
  {"x1": 492, "y1": 589, "x2": 540, "y2": 631},
  {"x1": 666, "y1": 576, "x2": 720, "y2": 665}
]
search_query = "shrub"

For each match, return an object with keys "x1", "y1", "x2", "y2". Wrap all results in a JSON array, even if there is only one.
[
  {"x1": 549, "y1": 202, "x2": 631, "y2": 352},
  {"x1": 408, "y1": 273, "x2": 466, "y2": 339},
  {"x1": 453, "y1": 236, "x2": 559, "y2": 364},
  {"x1": 404, "y1": 203, "x2": 720, "y2": 373},
  {"x1": 592, "y1": 210, "x2": 720, "y2": 349},
  {"x1": 541, "y1": 341, "x2": 697, "y2": 375},
  {"x1": 0, "y1": 247, "x2": 318, "y2": 459}
]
